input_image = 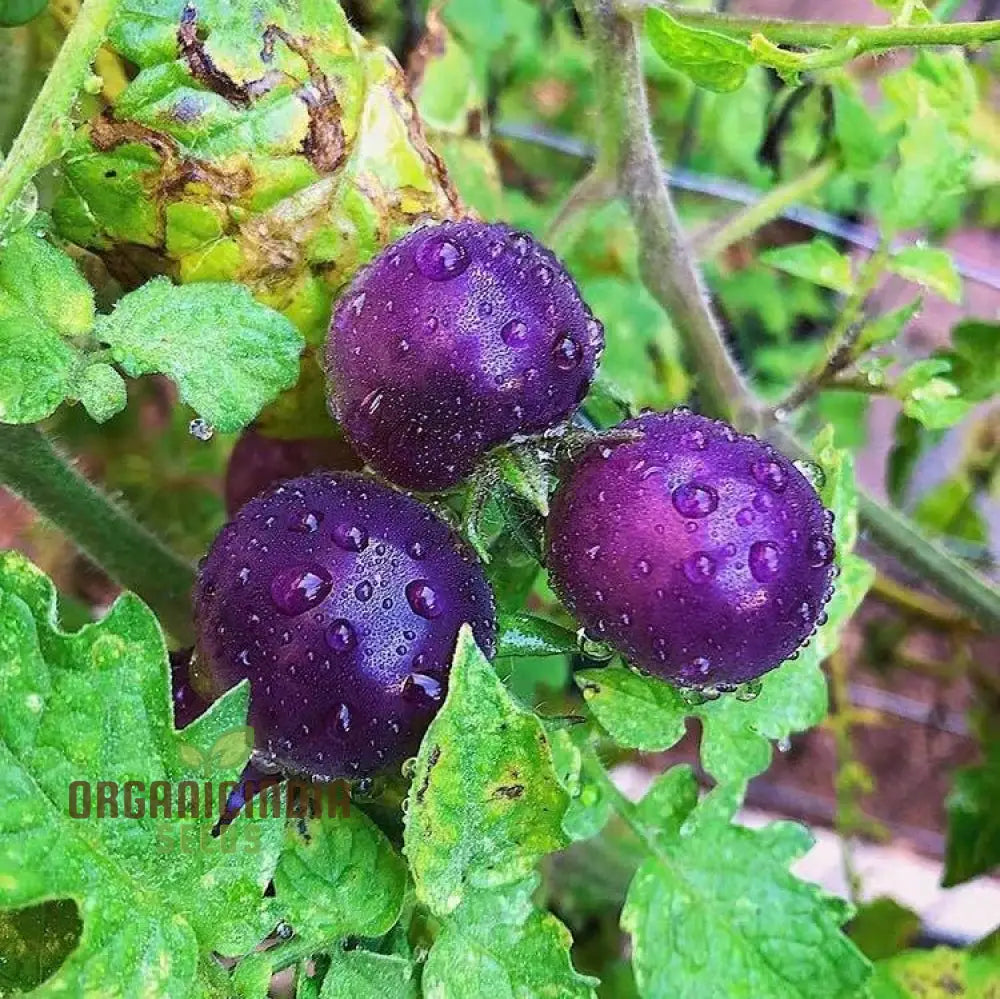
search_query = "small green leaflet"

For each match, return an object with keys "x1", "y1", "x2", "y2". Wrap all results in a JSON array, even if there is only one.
[
  {"x1": 404, "y1": 626, "x2": 568, "y2": 913},
  {"x1": 833, "y1": 83, "x2": 887, "y2": 173},
  {"x1": 497, "y1": 612, "x2": 580, "y2": 658},
  {"x1": 622, "y1": 773, "x2": 870, "y2": 999},
  {"x1": 577, "y1": 431, "x2": 874, "y2": 785},
  {"x1": 887, "y1": 246, "x2": 962, "y2": 304},
  {"x1": 894, "y1": 359, "x2": 971, "y2": 431},
  {"x1": 942, "y1": 739, "x2": 1000, "y2": 888},
  {"x1": 318, "y1": 946, "x2": 419, "y2": 999},
  {"x1": 0, "y1": 231, "x2": 94, "y2": 424},
  {"x1": 94, "y1": 278, "x2": 303, "y2": 434},
  {"x1": 857, "y1": 300, "x2": 921, "y2": 353},
  {"x1": 761, "y1": 239, "x2": 854, "y2": 294},
  {"x1": 645, "y1": 7, "x2": 753, "y2": 93},
  {"x1": 0, "y1": 551, "x2": 285, "y2": 997}
]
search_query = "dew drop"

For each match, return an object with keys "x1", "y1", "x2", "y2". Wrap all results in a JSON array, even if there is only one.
[
  {"x1": 752, "y1": 491, "x2": 776, "y2": 514},
  {"x1": 354, "y1": 580, "x2": 374, "y2": 602},
  {"x1": 735, "y1": 679, "x2": 763, "y2": 702},
  {"x1": 635, "y1": 558, "x2": 652, "y2": 577},
  {"x1": 509, "y1": 232, "x2": 532, "y2": 257},
  {"x1": 807, "y1": 534, "x2": 835, "y2": 568},
  {"x1": 290, "y1": 510, "x2": 322, "y2": 533},
  {"x1": 415, "y1": 232, "x2": 469, "y2": 280},
  {"x1": 478, "y1": 301, "x2": 493, "y2": 317},
  {"x1": 237, "y1": 566, "x2": 251, "y2": 585},
  {"x1": 331, "y1": 703, "x2": 352, "y2": 737},
  {"x1": 362, "y1": 388, "x2": 384, "y2": 417},
  {"x1": 188, "y1": 418, "x2": 214, "y2": 441},
  {"x1": 552, "y1": 334, "x2": 583, "y2": 371},
  {"x1": 672, "y1": 481, "x2": 719, "y2": 518},
  {"x1": 270, "y1": 564, "x2": 332, "y2": 615},
  {"x1": 751, "y1": 458, "x2": 788, "y2": 493},
  {"x1": 334, "y1": 523, "x2": 369, "y2": 552},
  {"x1": 401, "y1": 672, "x2": 443, "y2": 703},
  {"x1": 408, "y1": 540, "x2": 427, "y2": 560},
  {"x1": 681, "y1": 429, "x2": 707, "y2": 451},
  {"x1": 325, "y1": 619, "x2": 356, "y2": 654},
  {"x1": 748, "y1": 540, "x2": 781, "y2": 583},
  {"x1": 777, "y1": 736, "x2": 791, "y2": 753},
  {"x1": 401, "y1": 757, "x2": 418, "y2": 779},
  {"x1": 534, "y1": 264, "x2": 553, "y2": 286},
  {"x1": 423, "y1": 316, "x2": 438, "y2": 334},
  {"x1": 735, "y1": 507, "x2": 755, "y2": 527},
  {"x1": 501, "y1": 319, "x2": 529, "y2": 347},
  {"x1": 794, "y1": 460, "x2": 827, "y2": 491},
  {"x1": 682, "y1": 551, "x2": 717, "y2": 584},
  {"x1": 406, "y1": 579, "x2": 442, "y2": 619}
]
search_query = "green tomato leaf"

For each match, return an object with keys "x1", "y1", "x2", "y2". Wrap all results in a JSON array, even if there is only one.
[
  {"x1": 548, "y1": 727, "x2": 615, "y2": 842},
  {"x1": 868, "y1": 947, "x2": 1000, "y2": 998},
  {"x1": 403, "y1": 626, "x2": 568, "y2": 916},
  {"x1": 74, "y1": 363, "x2": 128, "y2": 423},
  {"x1": 577, "y1": 432, "x2": 873, "y2": 784},
  {"x1": 623, "y1": 774, "x2": 870, "y2": 999},
  {"x1": 760, "y1": 239, "x2": 854, "y2": 294},
  {"x1": 833, "y1": 82, "x2": 887, "y2": 173},
  {"x1": 0, "y1": 900, "x2": 82, "y2": 994},
  {"x1": 497, "y1": 612, "x2": 579, "y2": 658},
  {"x1": 318, "y1": 947, "x2": 419, "y2": 999},
  {"x1": 887, "y1": 246, "x2": 962, "y2": 304},
  {"x1": 936, "y1": 320, "x2": 1000, "y2": 403},
  {"x1": 847, "y1": 897, "x2": 920, "y2": 961},
  {"x1": 231, "y1": 952, "x2": 273, "y2": 999},
  {"x1": 272, "y1": 807, "x2": 407, "y2": 945},
  {"x1": 942, "y1": 738, "x2": 1000, "y2": 888},
  {"x1": 94, "y1": 278, "x2": 303, "y2": 433},
  {"x1": 894, "y1": 359, "x2": 971, "y2": 430},
  {"x1": 0, "y1": 551, "x2": 286, "y2": 996},
  {"x1": 423, "y1": 879, "x2": 597, "y2": 999},
  {"x1": 0, "y1": 230, "x2": 98, "y2": 424},
  {"x1": 857, "y1": 299, "x2": 921, "y2": 352},
  {"x1": 644, "y1": 7, "x2": 753, "y2": 93}
]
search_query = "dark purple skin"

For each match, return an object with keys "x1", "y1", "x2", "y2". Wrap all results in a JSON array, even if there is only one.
[
  {"x1": 326, "y1": 219, "x2": 604, "y2": 492},
  {"x1": 194, "y1": 472, "x2": 497, "y2": 779},
  {"x1": 547, "y1": 410, "x2": 836, "y2": 688},
  {"x1": 170, "y1": 647, "x2": 212, "y2": 728},
  {"x1": 225, "y1": 426, "x2": 362, "y2": 516}
]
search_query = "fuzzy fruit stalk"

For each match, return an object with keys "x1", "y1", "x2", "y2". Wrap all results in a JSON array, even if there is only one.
[
  {"x1": 194, "y1": 472, "x2": 496, "y2": 778},
  {"x1": 547, "y1": 410, "x2": 836, "y2": 688},
  {"x1": 326, "y1": 220, "x2": 604, "y2": 491}
]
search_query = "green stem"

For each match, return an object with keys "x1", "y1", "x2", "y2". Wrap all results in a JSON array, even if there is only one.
[
  {"x1": 576, "y1": 0, "x2": 758, "y2": 428},
  {"x1": 694, "y1": 158, "x2": 836, "y2": 260},
  {"x1": 0, "y1": 425, "x2": 195, "y2": 643},
  {"x1": 0, "y1": 0, "x2": 119, "y2": 225},
  {"x1": 617, "y1": 0, "x2": 1000, "y2": 52}
]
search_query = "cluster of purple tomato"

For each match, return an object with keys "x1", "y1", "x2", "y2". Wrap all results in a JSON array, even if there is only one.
[{"x1": 188, "y1": 220, "x2": 837, "y2": 780}]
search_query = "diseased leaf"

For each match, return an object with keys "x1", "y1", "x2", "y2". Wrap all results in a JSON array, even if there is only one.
[
  {"x1": 887, "y1": 246, "x2": 962, "y2": 304},
  {"x1": 868, "y1": 946, "x2": 1000, "y2": 998},
  {"x1": 94, "y1": 278, "x2": 303, "y2": 433},
  {"x1": 319, "y1": 947, "x2": 419, "y2": 999},
  {"x1": 0, "y1": 900, "x2": 82, "y2": 994},
  {"x1": 0, "y1": 551, "x2": 285, "y2": 996},
  {"x1": 623, "y1": 775, "x2": 870, "y2": 999},
  {"x1": 403, "y1": 626, "x2": 568, "y2": 916},
  {"x1": 422, "y1": 880, "x2": 597, "y2": 999},
  {"x1": 273, "y1": 807, "x2": 406, "y2": 945},
  {"x1": 645, "y1": 7, "x2": 753, "y2": 93},
  {"x1": 761, "y1": 239, "x2": 854, "y2": 294}
]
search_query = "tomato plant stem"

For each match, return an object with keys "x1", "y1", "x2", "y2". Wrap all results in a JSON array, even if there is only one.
[
  {"x1": 0, "y1": 0, "x2": 119, "y2": 227},
  {"x1": 618, "y1": 1, "x2": 1000, "y2": 54},
  {"x1": 0, "y1": 425, "x2": 195, "y2": 643}
]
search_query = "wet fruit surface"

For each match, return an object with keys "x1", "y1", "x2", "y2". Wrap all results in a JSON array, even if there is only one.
[
  {"x1": 224, "y1": 426, "x2": 363, "y2": 515},
  {"x1": 326, "y1": 219, "x2": 604, "y2": 491},
  {"x1": 547, "y1": 410, "x2": 836, "y2": 687},
  {"x1": 194, "y1": 472, "x2": 497, "y2": 778}
]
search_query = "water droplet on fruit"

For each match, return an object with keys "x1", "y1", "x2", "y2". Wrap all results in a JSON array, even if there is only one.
[
  {"x1": 534, "y1": 264, "x2": 553, "y2": 286},
  {"x1": 331, "y1": 703, "x2": 352, "y2": 736},
  {"x1": 334, "y1": 523, "x2": 369, "y2": 552},
  {"x1": 681, "y1": 429, "x2": 707, "y2": 451},
  {"x1": 823, "y1": 509, "x2": 836, "y2": 529},
  {"x1": 753, "y1": 491, "x2": 776, "y2": 514},
  {"x1": 735, "y1": 507, "x2": 754, "y2": 527},
  {"x1": 325, "y1": 619, "x2": 356, "y2": 654},
  {"x1": 501, "y1": 319, "x2": 529, "y2": 347},
  {"x1": 748, "y1": 540, "x2": 781, "y2": 583},
  {"x1": 807, "y1": 534, "x2": 835, "y2": 567},
  {"x1": 794, "y1": 460, "x2": 827, "y2": 491},
  {"x1": 290, "y1": 511, "x2": 322, "y2": 533},
  {"x1": 402, "y1": 673, "x2": 443, "y2": 704},
  {"x1": 509, "y1": 232, "x2": 531, "y2": 257},
  {"x1": 672, "y1": 482, "x2": 718, "y2": 518},
  {"x1": 415, "y1": 232, "x2": 469, "y2": 280},
  {"x1": 423, "y1": 316, "x2": 438, "y2": 334},
  {"x1": 682, "y1": 552, "x2": 716, "y2": 584},
  {"x1": 406, "y1": 580, "x2": 441, "y2": 619},
  {"x1": 635, "y1": 558, "x2": 652, "y2": 577},
  {"x1": 408, "y1": 540, "x2": 426, "y2": 559},
  {"x1": 237, "y1": 566, "x2": 251, "y2": 585},
  {"x1": 777, "y1": 736, "x2": 791, "y2": 753},
  {"x1": 362, "y1": 388, "x2": 384, "y2": 417},
  {"x1": 751, "y1": 458, "x2": 788, "y2": 492},
  {"x1": 355, "y1": 580, "x2": 374, "y2": 602},
  {"x1": 270, "y1": 564, "x2": 333, "y2": 615},
  {"x1": 478, "y1": 301, "x2": 493, "y2": 317},
  {"x1": 552, "y1": 334, "x2": 582, "y2": 371},
  {"x1": 189, "y1": 418, "x2": 214, "y2": 441},
  {"x1": 401, "y1": 757, "x2": 418, "y2": 779}
]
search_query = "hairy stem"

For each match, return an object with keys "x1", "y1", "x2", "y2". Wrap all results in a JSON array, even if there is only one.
[
  {"x1": 0, "y1": 425, "x2": 195, "y2": 644},
  {"x1": 576, "y1": 0, "x2": 758, "y2": 427},
  {"x1": 694, "y1": 159, "x2": 836, "y2": 260},
  {"x1": 577, "y1": 0, "x2": 1000, "y2": 633},
  {"x1": 617, "y1": 0, "x2": 1000, "y2": 52},
  {"x1": 0, "y1": 0, "x2": 119, "y2": 225}
]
